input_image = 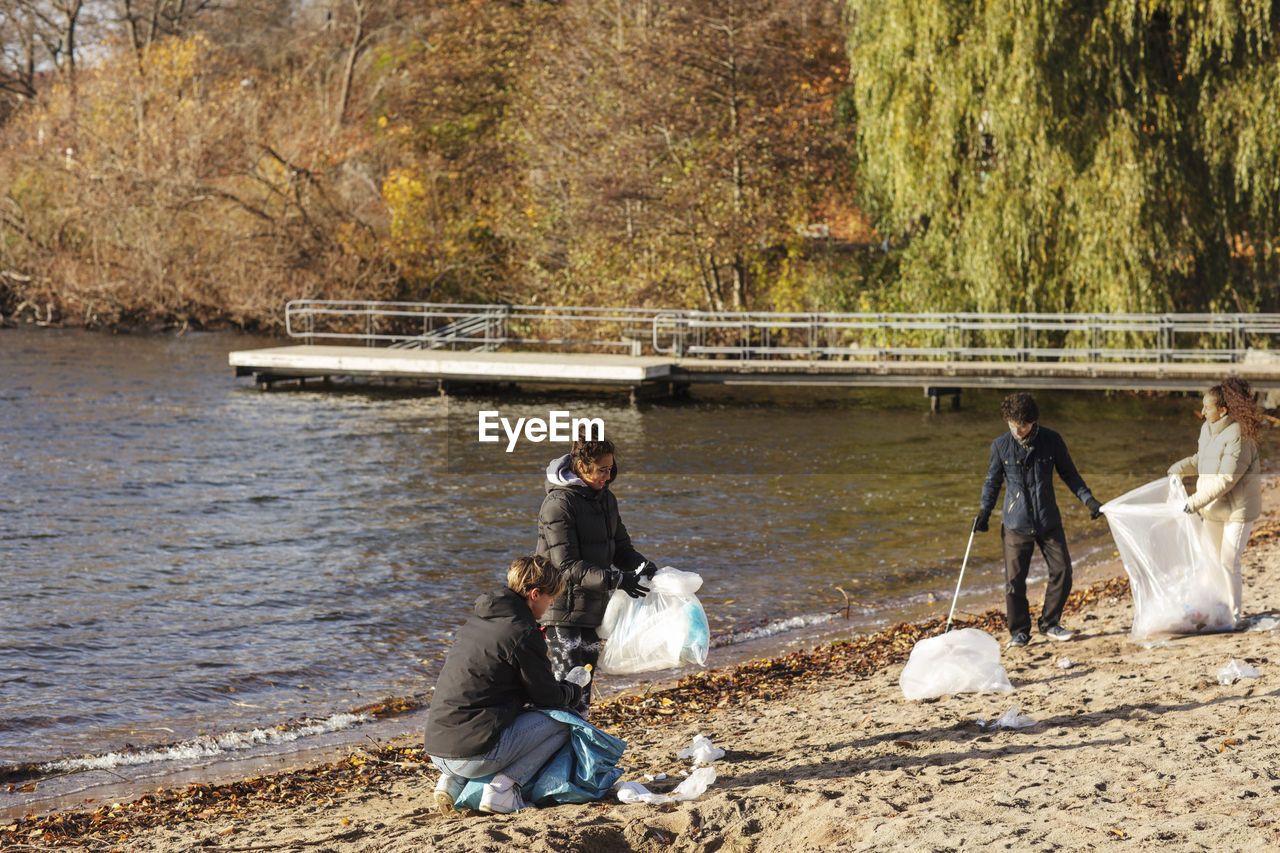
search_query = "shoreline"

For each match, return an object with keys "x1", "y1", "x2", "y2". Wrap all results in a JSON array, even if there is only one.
[
  {"x1": 0, "y1": 530, "x2": 1123, "y2": 811},
  {"x1": 1, "y1": 574, "x2": 1130, "y2": 848},
  {"x1": 0, "y1": 523, "x2": 1183, "y2": 851},
  {"x1": 6, "y1": 483, "x2": 1278, "y2": 850}
]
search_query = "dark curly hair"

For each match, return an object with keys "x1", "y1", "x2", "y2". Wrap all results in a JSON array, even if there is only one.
[
  {"x1": 1208, "y1": 377, "x2": 1263, "y2": 440},
  {"x1": 999, "y1": 392, "x2": 1039, "y2": 425},
  {"x1": 570, "y1": 438, "x2": 616, "y2": 477}
]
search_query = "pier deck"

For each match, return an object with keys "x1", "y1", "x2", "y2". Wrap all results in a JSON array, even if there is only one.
[
  {"x1": 230, "y1": 346, "x2": 674, "y2": 388},
  {"x1": 229, "y1": 302, "x2": 1280, "y2": 399},
  {"x1": 229, "y1": 345, "x2": 1280, "y2": 393}
]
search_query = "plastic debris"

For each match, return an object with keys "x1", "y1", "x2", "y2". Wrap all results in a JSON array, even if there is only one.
[
  {"x1": 899, "y1": 628, "x2": 1013, "y2": 700},
  {"x1": 1216, "y1": 659, "x2": 1260, "y2": 685},
  {"x1": 564, "y1": 665, "x2": 593, "y2": 687},
  {"x1": 1142, "y1": 640, "x2": 1175, "y2": 649},
  {"x1": 1057, "y1": 658, "x2": 1073, "y2": 670},
  {"x1": 676, "y1": 734, "x2": 725, "y2": 766},
  {"x1": 616, "y1": 767, "x2": 716, "y2": 805},
  {"x1": 977, "y1": 704, "x2": 1036, "y2": 730},
  {"x1": 1245, "y1": 616, "x2": 1280, "y2": 632}
]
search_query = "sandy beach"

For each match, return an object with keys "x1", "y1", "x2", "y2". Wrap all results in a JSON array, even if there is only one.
[{"x1": 8, "y1": 486, "x2": 1280, "y2": 852}]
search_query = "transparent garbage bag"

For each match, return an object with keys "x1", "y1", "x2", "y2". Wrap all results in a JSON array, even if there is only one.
[
  {"x1": 1102, "y1": 478, "x2": 1234, "y2": 640},
  {"x1": 598, "y1": 567, "x2": 710, "y2": 674},
  {"x1": 898, "y1": 628, "x2": 1013, "y2": 700}
]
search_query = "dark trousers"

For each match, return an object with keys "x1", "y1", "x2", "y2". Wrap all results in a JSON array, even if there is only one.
[
  {"x1": 544, "y1": 625, "x2": 601, "y2": 711},
  {"x1": 1001, "y1": 525, "x2": 1073, "y2": 635}
]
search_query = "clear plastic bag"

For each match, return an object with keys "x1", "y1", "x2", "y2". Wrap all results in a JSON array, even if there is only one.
[
  {"x1": 598, "y1": 567, "x2": 710, "y2": 674},
  {"x1": 898, "y1": 628, "x2": 1013, "y2": 700},
  {"x1": 1102, "y1": 478, "x2": 1234, "y2": 640}
]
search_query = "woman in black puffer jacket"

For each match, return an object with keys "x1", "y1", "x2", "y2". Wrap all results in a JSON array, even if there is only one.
[
  {"x1": 536, "y1": 439, "x2": 654, "y2": 711},
  {"x1": 425, "y1": 555, "x2": 582, "y2": 816}
]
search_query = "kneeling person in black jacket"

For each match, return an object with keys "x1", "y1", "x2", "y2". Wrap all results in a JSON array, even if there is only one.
[{"x1": 425, "y1": 554, "x2": 583, "y2": 815}]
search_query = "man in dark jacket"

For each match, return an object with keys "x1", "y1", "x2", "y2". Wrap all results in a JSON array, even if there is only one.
[
  {"x1": 425, "y1": 555, "x2": 583, "y2": 815},
  {"x1": 973, "y1": 392, "x2": 1104, "y2": 648},
  {"x1": 536, "y1": 439, "x2": 655, "y2": 711}
]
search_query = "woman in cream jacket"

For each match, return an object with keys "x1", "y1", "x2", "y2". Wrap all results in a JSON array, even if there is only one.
[{"x1": 1169, "y1": 377, "x2": 1263, "y2": 624}]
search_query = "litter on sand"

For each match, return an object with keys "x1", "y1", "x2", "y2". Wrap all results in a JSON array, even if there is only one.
[
  {"x1": 899, "y1": 628, "x2": 1013, "y2": 700},
  {"x1": 1245, "y1": 615, "x2": 1280, "y2": 632},
  {"x1": 977, "y1": 704, "x2": 1036, "y2": 730},
  {"x1": 1216, "y1": 659, "x2": 1260, "y2": 685},
  {"x1": 676, "y1": 734, "x2": 724, "y2": 766},
  {"x1": 616, "y1": 767, "x2": 716, "y2": 805},
  {"x1": 1057, "y1": 658, "x2": 1074, "y2": 669}
]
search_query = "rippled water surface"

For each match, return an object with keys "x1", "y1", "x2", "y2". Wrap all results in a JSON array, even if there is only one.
[{"x1": 3, "y1": 325, "x2": 1268, "y2": 770}]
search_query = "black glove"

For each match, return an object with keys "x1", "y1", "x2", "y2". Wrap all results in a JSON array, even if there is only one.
[
  {"x1": 617, "y1": 571, "x2": 649, "y2": 599},
  {"x1": 1085, "y1": 497, "x2": 1103, "y2": 520},
  {"x1": 637, "y1": 560, "x2": 658, "y2": 579},
  {"x1": 972, "y1": 509, "x2": 991, "y2": 533},
  {"x1": 562, "y1": 680, "x2": 583, "y2": 707}
]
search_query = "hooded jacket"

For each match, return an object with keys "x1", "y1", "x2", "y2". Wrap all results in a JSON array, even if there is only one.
[
  {"x1": 1169, "y1": 415, "x2": 1262, "y2": 523},
  {"x1": 536, "y1": 454, "x2": 645, "y2": 628},
  {"x1": 424, "y1": 587, "x2": 580, "y2": 759},
  {"x1": 980, "y1": 425, "x2": 1096, "y2": 536}
]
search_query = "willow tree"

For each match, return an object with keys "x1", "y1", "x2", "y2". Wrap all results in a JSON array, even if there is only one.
[{"x1": 846, "y1": 1, "x2": 1280, "y2": 314}]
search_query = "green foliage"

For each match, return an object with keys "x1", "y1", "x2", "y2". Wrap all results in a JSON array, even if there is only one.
[{"x1": 846, "y1": 0, "x2": 1280, "y2": 313}]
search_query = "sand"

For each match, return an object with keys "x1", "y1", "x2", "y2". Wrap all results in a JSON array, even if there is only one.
[{"x1": 11, "y1": 497, "x2": 1280, "y2": 852}]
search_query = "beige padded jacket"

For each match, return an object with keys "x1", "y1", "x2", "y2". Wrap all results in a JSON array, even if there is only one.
[{"x1": 1168, "y1": 415, "x2": 1262, "y2": 523}]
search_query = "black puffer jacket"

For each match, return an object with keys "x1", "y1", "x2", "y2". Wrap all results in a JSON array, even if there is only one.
[
  {"x1": 424, "y1": 588, "x2": 580, "y2": 759},
  {"x1": 536, "y1": 454, "x2": 645, "y2": 628}
]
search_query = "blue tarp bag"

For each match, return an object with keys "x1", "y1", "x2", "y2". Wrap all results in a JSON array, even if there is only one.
[{"x1": 454, "y1": 709, "x2": 626, "y2": 809}]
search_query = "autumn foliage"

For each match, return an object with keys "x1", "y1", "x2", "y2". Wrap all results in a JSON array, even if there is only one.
[{"x1": 0, "y1": 0, "x2": 860, "y2": 330}]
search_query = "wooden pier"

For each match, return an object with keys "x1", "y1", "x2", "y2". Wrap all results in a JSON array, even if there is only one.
[{"x1": 229, "y1": 301, "x2": 1280, "y2": 402}]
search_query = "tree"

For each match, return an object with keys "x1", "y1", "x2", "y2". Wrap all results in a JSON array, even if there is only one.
[
  {"x1": 846, "y1": 0, "x2": 1280, "y2": 314},
  {"x1": 511, "y1": 0, "x2": 856, "y2": 311},
  {"x1": 0, "y1": 34, "x2": 396, "y2": 328}
]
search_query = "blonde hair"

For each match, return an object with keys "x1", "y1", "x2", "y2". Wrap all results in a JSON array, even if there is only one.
[{"x1": 507, "y1": 554, "x2": 564, "y2": 598}]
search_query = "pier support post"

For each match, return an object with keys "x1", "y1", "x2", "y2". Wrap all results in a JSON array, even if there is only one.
[{"x1": 926, "y1": 386, "x2": 962, "y2": 412}]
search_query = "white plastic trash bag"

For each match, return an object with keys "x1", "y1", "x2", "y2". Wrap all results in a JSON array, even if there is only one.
[
  {"x1": 898, "y1": 628, "x2": 1013, "y2": 700},
  {"x1": 598, "y1": 567, "x2": 710, "y2": 674},
  {"x1": 1102, "y1": 478, "x2": 1234, "y2": 640}
]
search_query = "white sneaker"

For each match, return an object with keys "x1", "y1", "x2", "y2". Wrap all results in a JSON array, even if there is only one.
[
  {"x1": 433, "y1": 773, "x2": 463, "y2": 815},
  {"x1": 478, "y1": 773, "x2": 525, "y2": 815}
]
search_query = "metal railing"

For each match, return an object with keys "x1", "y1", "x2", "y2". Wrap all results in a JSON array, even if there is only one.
[{"x1": 284, "y1": 300, "x2": 1280, "y2": 363}]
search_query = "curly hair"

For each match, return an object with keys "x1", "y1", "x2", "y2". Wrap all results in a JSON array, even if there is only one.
[
  {"x1": 1208, "y1": 377, "x2": 1263, "y2": 440},
  {"x1": 999, "y1": 392, "x2": 1039, "y2": 425},
  {"x1": 570, "y1": 438, "x2": 616, "y2": 477}
]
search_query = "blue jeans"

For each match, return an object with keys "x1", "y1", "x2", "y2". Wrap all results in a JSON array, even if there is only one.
[{"x1": 431, "y1": 711, "x2": 570, "y2": 788}]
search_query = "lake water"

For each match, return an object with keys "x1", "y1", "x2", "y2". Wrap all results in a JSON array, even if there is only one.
[{"x1": 2, "y1": 325, "x2": 1264, "y2": 811}]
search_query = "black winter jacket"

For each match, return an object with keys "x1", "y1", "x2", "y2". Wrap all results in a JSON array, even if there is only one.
[
  {"x1": 424, "y1": 588, "x2": 580, "y2": 759},
  {"x1": 536, "y1": 454, "x2": 646, "y2": 628},
  {"x1": 980, "y1": 426, "x2": 1096, "y2": 536}
]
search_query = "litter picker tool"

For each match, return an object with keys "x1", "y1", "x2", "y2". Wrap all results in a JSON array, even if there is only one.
[{"x1": 945, "y1": 526, "x2": 977, "y2": 633}]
